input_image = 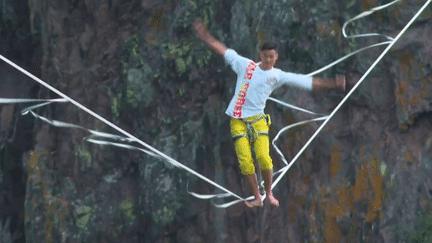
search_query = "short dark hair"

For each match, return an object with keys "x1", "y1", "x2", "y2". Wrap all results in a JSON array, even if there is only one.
[{"x1": 260, "y1": 40, "x2": 278, "y2": 51}]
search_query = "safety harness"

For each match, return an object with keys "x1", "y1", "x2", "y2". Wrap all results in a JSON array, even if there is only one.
[{"x1": 232, "y1": 114, "x2": 271, "y2": 144}]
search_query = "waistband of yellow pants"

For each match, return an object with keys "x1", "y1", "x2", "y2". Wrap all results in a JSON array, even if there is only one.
[{"x1": 241, "y1": 113, "x2": 266, "y2": 124}]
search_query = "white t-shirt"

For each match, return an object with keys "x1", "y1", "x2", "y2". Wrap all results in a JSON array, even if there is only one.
[{"x1": 224, "y1": 49, "x2": 313, "y2": 118}]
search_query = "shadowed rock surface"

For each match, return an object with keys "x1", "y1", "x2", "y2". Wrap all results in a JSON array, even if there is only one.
[{"x1": 0, "y1": 0, "x2": 432, "y2": 242}]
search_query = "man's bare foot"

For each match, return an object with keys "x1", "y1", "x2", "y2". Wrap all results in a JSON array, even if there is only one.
[
  {"x1": 245, "y1": 197, "x2": 263, "y2": 208},
  {"x1": 267, "y1": 194, "x2": 279, "y2": 207}
]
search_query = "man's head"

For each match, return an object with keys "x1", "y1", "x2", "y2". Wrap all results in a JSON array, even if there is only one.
[{"x1": 259, "y1": 41, "x2": 279, "y2": 70}]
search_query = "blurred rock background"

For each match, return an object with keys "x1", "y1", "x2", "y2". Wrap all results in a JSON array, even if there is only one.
[{"x1": 0, "y1": 0, "x2": 432, "y2": 242}]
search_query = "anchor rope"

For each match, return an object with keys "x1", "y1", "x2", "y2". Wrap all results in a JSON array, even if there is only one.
[
  {"x1": 1, "y1": 0, "x2": 429, "y2": 208},
  {"x1": 189, "y1": 0, "x2": 431, "y2": 207}
]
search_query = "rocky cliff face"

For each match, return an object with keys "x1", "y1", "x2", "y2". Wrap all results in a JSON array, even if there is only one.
[{"x1": 1, "y1": 0, "x2": 432, "y2": 242}]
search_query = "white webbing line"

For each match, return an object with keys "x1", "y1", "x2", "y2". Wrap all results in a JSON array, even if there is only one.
[
  {"x1": 0, "y1": 98, "x2": 67, "y2": 103},
  {"x1": 342, "y1": 0, "x2": 400, "y2": 41},
  {"x1": 1, "y1": 0, "x2": 428, "y2": 208},
  {"x1": 267, "y1": 0, "x2": 403, "y2": 178},
  {"x1": 271, "y1": 0, "x2": 432, "y2": 190},
  {"x1": 267, "y1": 97, "x2": 326, "y2": 116},
  {"x1": 0, "y1": 55, "x2": 246, "y2": 202},
  {"x1": 0, "y1": 98, "x2": 136, "y2": 141},
  {"x1": 269, "y1": 0, "x2": 401, "y2": 104},
  {"x1": 1, "y1": 98, "x2": 158, "y2": 144},
  {"x1": 306, "y1": 41, "x2": 392, "y2": 77},
  {"x1": 271, "y1": 116, "x2": 329, "y2": 166},
  {"x1": 261, "y1": 0, "x2": 401, "y2": 144},
  {"x1": 266, "y1": 40, "x2": 392, "y2": 115},
  {"x1": 190, "y1": 0, "x2": 429, "y2": 208}
]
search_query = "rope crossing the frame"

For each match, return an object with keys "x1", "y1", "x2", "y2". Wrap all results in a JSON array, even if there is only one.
[
  {"x1": 0, "y1": 57, "x2": 246, "y2": 203},
  {"x1": 188, "y1": 0, "x2": 431, "y2": 207},
  {"x1": 270, "y1": 0, "x2": 432, "y2": 193},
  {"x1": 1, "y1": 0, "x2": 430, "y2": 208}
]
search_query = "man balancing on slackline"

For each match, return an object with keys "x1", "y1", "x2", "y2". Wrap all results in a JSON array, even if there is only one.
[{"x1": 193, "y1": 19, "x2": 345, "y2": 208}]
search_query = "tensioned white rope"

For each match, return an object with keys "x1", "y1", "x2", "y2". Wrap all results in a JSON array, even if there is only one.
[
  {"x1": 268, "y1": 0, "x2": 401, "y2": 106},
  {"x1": 342, "y1": 0, "x2": 400, "y2": 41},
  {"x1": 0, "y1": 56, "x2": 246, "y2": 202},
  {"x1": 0, "y1": 98, "x2": 68, "y2": 103},
  {"x1": 1, "y1": 0, "x2": 429, "y2": 208},
  {"x1": 189, "y1": 0, "x2": 431, "y2": 207},
  {"x1": 0, "y1": 98, "x2": 146, "y2": 143},
  {"x1": 271, "y1": 0, "x2": 432, "y2": 190},
  {"x1": 267, "y1": 0, "x2": 402, "y2": 177},
  {"x1": 188, "y1": 115, "x2": 328, "y2": 207}
]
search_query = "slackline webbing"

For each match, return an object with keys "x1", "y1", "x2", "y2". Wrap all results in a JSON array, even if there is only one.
[
  {"x1": 1, "y1": 0, "x2": 430, "y2": 208},
  {"x1": 0, "y1": 56, "x2": 246, "y2": 203},
  {"x1": 189, "y1": 0, "x2": 431, "y2": 207},
  {"x1": 271, "y1": 0, "x2": 432, "y2": 192}
]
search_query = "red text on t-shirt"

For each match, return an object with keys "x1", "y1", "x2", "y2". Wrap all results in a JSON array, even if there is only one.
[
  {"x1": 244, "y1": 61, "x2": 257, "y2": 80},
  {"x1": 233, "y1": 82, "x2": 250, "y2": 118}
]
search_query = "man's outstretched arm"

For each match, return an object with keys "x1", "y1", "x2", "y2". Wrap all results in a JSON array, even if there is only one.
[
  {"x1": 193, "y1": 19, "x2": 227, "y2": 56},
  {"x1": 312, "y1": 76, "x2": 346, "y2": 93}
]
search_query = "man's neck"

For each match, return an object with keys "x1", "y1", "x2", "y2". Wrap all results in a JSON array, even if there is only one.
[{"x1": 259, "y1": 63, "x2": 272, "y2": 70}]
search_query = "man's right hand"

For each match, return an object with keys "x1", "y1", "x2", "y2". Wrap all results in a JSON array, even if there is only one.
[
  {"x1": 336, "y1": 75, "x2": 346, "y2": 93},
  {"x1": 193, "y1": 18, "x2": 227, "y2": 56},
  {"x1": 193, "y1": 19, "x2": 208, "y2": 40}
]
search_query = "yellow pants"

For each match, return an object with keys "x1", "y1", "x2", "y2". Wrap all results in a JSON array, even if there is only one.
[{"x1": 230, "y1": 114, "x2": 273, "y2": 175}]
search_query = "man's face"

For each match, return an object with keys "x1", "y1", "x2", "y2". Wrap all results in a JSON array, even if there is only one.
[{"x1": 259, "y1": 49, "x2": 279, "y2": 70}]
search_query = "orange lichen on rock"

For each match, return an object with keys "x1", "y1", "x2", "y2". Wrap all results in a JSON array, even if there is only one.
[
  {"x1": 389, "y1": 1, "x2": 406, "y2": 21},
  {"x1": 365, "y1": 156, "x2": 384, "y2": 222},
  {"x1": 398, "y1": 52, "x2": 415, "y2": 80},
  {"x1": 146, "y1": 8, "x2": 168, "y2": 45},
  {"x1": 353, "y1": 162, "x2": 369, "y2": 202},
  {"x1": 321, "y1": 197, "x2": 341, "y2": 242},
  {"x1": 293, "y1": 195, "x2": 308, "y2": 208},
  {"x1": 361, "y1": 0, "x2": 382, "y2": 21},
  {"x1": 367, "y1": 173, "x2": 384, "y2": 221},
  {"x1": 27, "y1": 150, "x2": 70, "y2": 242},
  {"x1": 324, "y1": 217, "x2": 342, "y2": 243},
  {"x1": 283, "y1": 110, "x2": 305, "y2": 158},
  {"x1": 396, "y1": 81, "x2": 423, "y2": 109},
  {"x1": 396, "y1": 51, "x2": 429, "y2": 114},
  {"x1": 397, "y1": 81, "x2": 408, "y2": 96},
  {"x1": 404, "y1": 150, "x2": 413, "y2": 163},
  {"x1": 150, "y1": 8, "x2": 167, "y2": 31},
  {"x1": 44, "y1": 203, "x2": 55, "y2": 243},
  {"x1": 324, "y1": 197, "x2": 345, "y2": 218},
  {"x1": 317, "y1": 23, "x2": 326, "y2": 37},
  {"x1": 352, "y1": 155, "x2": 385, "y2": 222},
  {"x1": 28, "y1": 150, "x2": 45, "y2": 180},
  {"x1": 289, "y1": 202, "x2": 297, "y2": 223},
  {"x1": 321, "y1": 196, "x2": 343, "y2": 242},
  {"x1": 316, "y1": 148, "x2": 387, "y2": 242},
  {"x1": 308, "y1": 200, "x2": 320, "y2": 239},
  {"x1": 336, "y1": 186, "x2": 354, "y2": 216},
  {"x1": 397, "y1": 80, "x2": 424, "y2": 113},
  {"x1": 329, "y1": 143, "x2": 341, "y2": 180},
  {"x1": 317, "y1": 22, "x2": 342, "y2": 46},
  {"x1": 361, "y1": 0, "x2": 378, "y2": 11}
]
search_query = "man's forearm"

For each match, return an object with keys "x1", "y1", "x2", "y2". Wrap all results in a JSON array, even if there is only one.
[
  {"x1": 199, "y1": 33, "x2": 227, "y2": 56},
  {"x1": 312, "y1": 76, "x2": 346, "y2": 92}
]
